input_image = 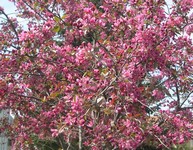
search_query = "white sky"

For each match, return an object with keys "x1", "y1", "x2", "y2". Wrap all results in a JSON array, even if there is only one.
[
  {"x1": 1, "y1": 0, "x2": 16, "y2": 16},
  {"x1": 0, "y1": 0, "x2": 28, "y2": 28}
]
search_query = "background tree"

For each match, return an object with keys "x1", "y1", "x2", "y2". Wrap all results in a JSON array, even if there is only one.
[{"x1": 0, "y1": 0, "x2": 193, "y2": 149}]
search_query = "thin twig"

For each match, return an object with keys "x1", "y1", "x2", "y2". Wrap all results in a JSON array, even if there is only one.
[
  {"x1": 97, "y1": 41, "x2": 116, "y2": 64},
  {"x1": 1, "y1": 71, "x2": 44, "y2": 77},
  {"x1": 180, "y1": 90, "x2": 193, "y2": 107},
  {"x1": 10, "y1": 93, "x2": 41, "y2": 102},
  {"x1": 154, "y1": 135, "x2": 170, "y2": 150},
  {"x1": 175, "y1": 81, "x2": 181, "y2": 110},
  {"x1": 23, "y1": 1, "x2": 46, "y2": 21},
  {"x1": 0, "y1": 10, "x2": 20, "y2": 44}
]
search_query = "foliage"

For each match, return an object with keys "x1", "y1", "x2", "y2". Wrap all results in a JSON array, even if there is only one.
[{"x1": 0, "y1": 0, "x2": 193, "y2": 149}]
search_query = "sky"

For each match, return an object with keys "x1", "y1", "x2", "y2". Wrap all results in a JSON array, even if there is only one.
[
  {"x1": 1, "y1": 0, "x2": 16, "y2": 16},
  {"x1": 0, "y1": 0, "x2": 27, "y2": 25}
]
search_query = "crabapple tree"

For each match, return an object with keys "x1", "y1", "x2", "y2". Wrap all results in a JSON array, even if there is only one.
[{"x1": 0, "y1": 0, "x2": 193, "y2": 149}]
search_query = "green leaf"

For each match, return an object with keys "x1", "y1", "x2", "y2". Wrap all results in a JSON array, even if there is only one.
[
  {"x1": 52, "y1": 25, "x2": 60, "y2": 33},
  {"x1": 34, "y1": 2, "x2": 39, "y2": 8},
  {"x1": 54, "y1": 16, "x2": 60, "y2": 23},
  {"x1": 49, "y1": 92, "x2": 60, "y2": 99},
  {"x1": 40, "y1": 7, "x2": 45, "y2": 12}
]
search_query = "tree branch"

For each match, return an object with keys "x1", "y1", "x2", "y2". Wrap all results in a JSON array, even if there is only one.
[
  {"x1": 10, "y1": 93, "x2": 41, "y2": 102},
  {"x1": 175, "y1": 81, "x2": 181, "y2": 111},
  {"x1": 154, "y1": 135, "x2": 170, "y2": 150},
  {"x1": 23, "y1": 1, "x2": 46, "y2": 21},
  {"x1": 180, "y1": 90, "x2": 193, "y2": 108},
  {"x1": 78, "y1": 125, "x2": 82, "y2": 150},
  {"x1": 0, "y1": 9, "x2": 20, "y2": 45}
]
